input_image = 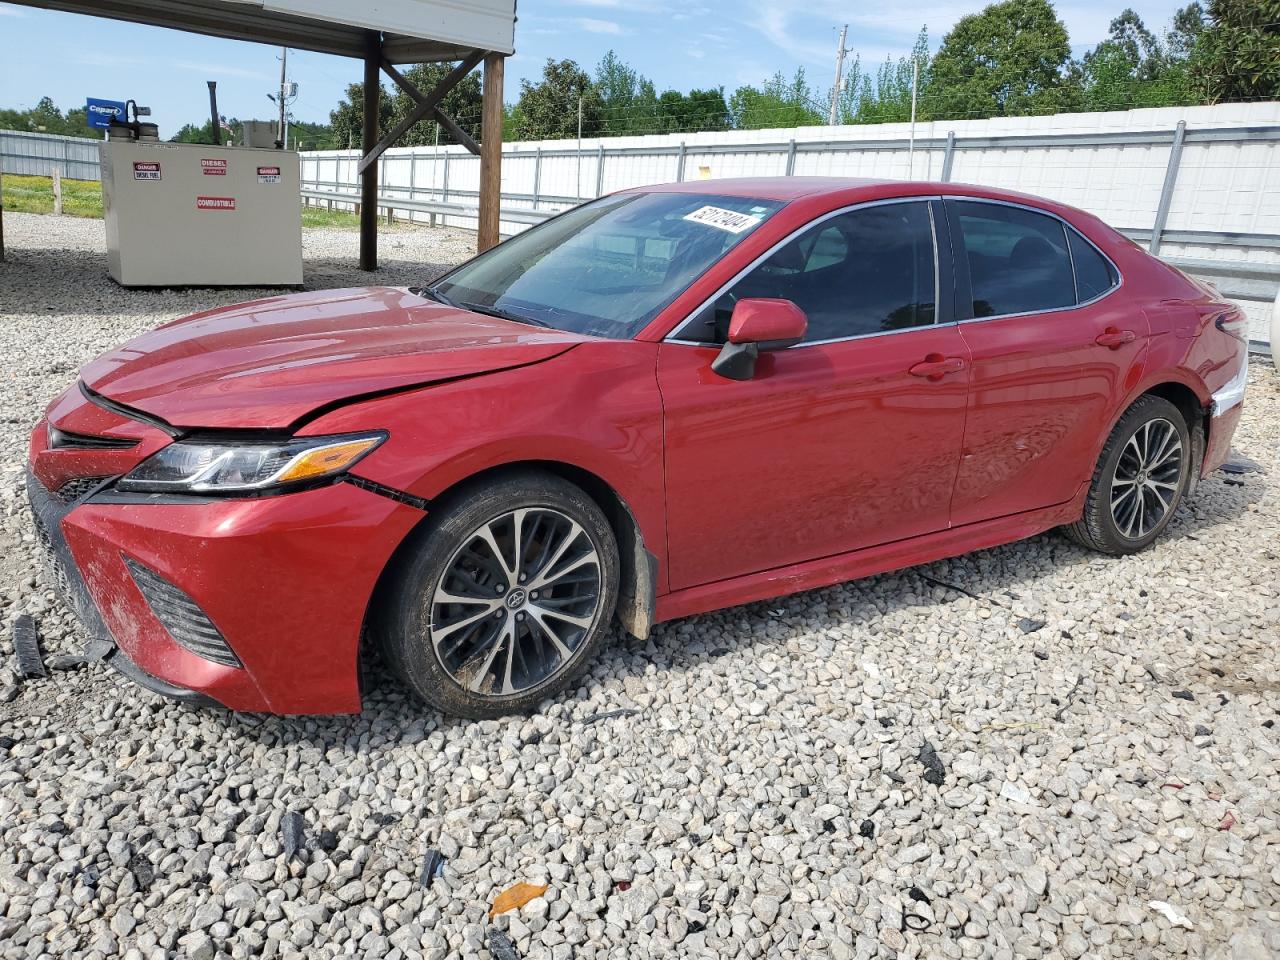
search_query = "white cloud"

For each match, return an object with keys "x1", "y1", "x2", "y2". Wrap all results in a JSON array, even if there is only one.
[{"x1": 576, "y1": 17, "x2": 622, "y2": 35}]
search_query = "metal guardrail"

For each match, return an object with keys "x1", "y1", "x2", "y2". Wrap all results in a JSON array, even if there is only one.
[{"x1": 300, "y1": 187, "x2": 554, "y2": 228}]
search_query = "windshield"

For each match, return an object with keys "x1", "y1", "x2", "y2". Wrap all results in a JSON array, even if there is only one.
[{"x1": 431, "y1": 192, "x2": 783, "y2": 339}]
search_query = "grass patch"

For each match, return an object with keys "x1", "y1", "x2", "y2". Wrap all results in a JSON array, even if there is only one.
[
  {"x1": 4, "y1": 174, "x2": 372, "y2": 230},
  {"x1": 301, "y1": 205, "x2": 363, "y2": 230},
  {"x1": 2, "y1": 173, "x2": 103, "y2": 217}
]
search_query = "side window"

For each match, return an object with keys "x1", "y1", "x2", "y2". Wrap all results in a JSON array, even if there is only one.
[
  {"x1": 954, "y1": 202, "x2": 1075, "y2": 317},
  {"x1": 1068, "y1": 229, "x2": 1118, "y2": 302},
  {"x1": 687, "y1": 202, "x2": 937, "y2": 344}
]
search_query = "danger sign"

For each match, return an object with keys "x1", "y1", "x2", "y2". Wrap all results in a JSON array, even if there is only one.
[
  {"x1": 196, "y1": 196, "x2": 236, "y2": 211},
  {"x1": 132, "y1": 161, "x2": 161, "y2": 181},
  {"x1": 201, "y1": 158, "x2": 228, "y2": 175},
  {"x1": 257, "y1": 166, "x2": 281, "y2": 184}
]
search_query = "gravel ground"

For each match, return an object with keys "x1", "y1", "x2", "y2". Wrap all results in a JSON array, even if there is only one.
[{"x1": 1, "y1": 212, "x2": 1278, "y2": 960}]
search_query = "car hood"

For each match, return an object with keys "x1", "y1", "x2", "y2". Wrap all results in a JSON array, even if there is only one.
[{"x1": 80, "y1": 287, "x2": 587, "y2": 429}]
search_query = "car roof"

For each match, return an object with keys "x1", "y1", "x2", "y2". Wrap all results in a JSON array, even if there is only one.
[{"x1": 623, "y1": 176, "x2": 1078, "y2": 215}]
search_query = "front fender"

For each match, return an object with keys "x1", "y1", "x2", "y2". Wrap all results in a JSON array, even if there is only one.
[{"x1": 298, "y1": 342, "x2": 669, "y2": 591}]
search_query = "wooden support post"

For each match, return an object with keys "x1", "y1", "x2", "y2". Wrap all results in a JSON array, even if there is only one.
[
  {"x1": 478, "y1": 52, "x2": 504, "y2": 253},
  {"x1": 360, "y1": 31, "x2": 380, "y2": 272},
  {"x1": 52, "y1": 169, "x2": 63, "y2": 217}
]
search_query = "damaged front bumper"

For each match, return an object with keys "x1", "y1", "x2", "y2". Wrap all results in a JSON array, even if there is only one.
[{"x1": 25, "y1": 451, "x2": 424, "y2": 714}]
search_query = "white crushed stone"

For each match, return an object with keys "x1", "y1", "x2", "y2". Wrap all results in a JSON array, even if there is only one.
[{"x1": 1, "y1": 212, "x2": 1279, "y2": 960}]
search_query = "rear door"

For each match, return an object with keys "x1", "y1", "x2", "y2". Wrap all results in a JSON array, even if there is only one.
[
  {"x1": 945, "y1": 198, "x2": 1147, "y2": 526},
  {"x1": 657, "y1": 198, "x2": 972, "y2": 591}
]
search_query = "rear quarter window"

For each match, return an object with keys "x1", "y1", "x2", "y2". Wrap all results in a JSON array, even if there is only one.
[{"x1": 1068, "y1": 230, "x2": 1119, "y2": 302}]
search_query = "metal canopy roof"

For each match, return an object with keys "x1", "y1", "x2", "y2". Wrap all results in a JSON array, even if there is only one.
[{"x1": 10, "y1": 0, "x2": 517, "y2": 61}]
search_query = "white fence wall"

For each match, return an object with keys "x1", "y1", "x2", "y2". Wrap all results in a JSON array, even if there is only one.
[
  {"x1": 3, "y1": 105, "x2": 1277, "y2": 345},
  {"x1": 300, "y1": 101, "x2": 1280, "y2": 345},
  {"x1": 0, "y1": 130, "x2": 102, "y2": 181}
]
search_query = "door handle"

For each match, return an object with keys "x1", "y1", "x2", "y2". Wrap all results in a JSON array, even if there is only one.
[
  {"x1": 909, "y1": 354, "x2": 967, "y2": 380},
  {"x1": 1095, "y1": 328, "x2": 1137, "y2": 349}
]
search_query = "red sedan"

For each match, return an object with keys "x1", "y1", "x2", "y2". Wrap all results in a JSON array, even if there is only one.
[{"x1": 27, "y1": 178, "x2": 1248, "y2": 717}]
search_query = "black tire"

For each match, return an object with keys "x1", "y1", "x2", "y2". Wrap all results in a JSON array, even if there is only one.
[
  {"x1": 375, "y1": 470, "x2": 619, "y2": 719},
  {"x1": 1065, "y1": 395, "x2": 1191, "y2": 555}
]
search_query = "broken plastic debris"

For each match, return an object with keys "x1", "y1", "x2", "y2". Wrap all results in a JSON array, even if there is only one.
[
  {"x1": 917, "y1": 740, "x2": 945, "y2": 786},
  {"x1": 420, "y1": 849, "x2": 445, "y2": 888},
  {"x1": 83, "y1": 638, "x2": 114, "y2": 663},
  {"x1": 1017, "y1": 617, "x2": 1046, "y2": 634},
  {"x1": 12, "y1": 615, "x2": 46, "y2": 680},
  {"x1": 999, "y1": 782, "x2": 1034, "y2": 805},
  {"x1": 489, "y1": 882, "x2": 549, "y2": 919},
  {"x1": 1172, "y1": 690, "x2": 1195, "y2": 701},
  {"x1": 281, "y1": 811, "x2": 307, "y2": 860},
  {"x1": 1148, "y1": 900, "x2": 1194, "y2": 929},
  {"x1": 582, "y1": 708, "x2": 638, "y2": 724},
  {"x1": 486, "y1": 928, "x2": 520, "y2": 960},
  {"x1": 128, "y1": 853, "x2": 154, "y2": 891}
]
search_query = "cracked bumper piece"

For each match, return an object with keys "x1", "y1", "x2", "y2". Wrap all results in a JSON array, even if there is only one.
[{"x1": 26, "y1": 468, "x2": 424, "y2": 714}]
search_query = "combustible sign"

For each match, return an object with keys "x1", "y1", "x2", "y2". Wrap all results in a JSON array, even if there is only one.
[
  {"x1": 196, "y1": 196, "x2": 236, "y2": 211},
  {"x1": 257, "y1": 166, "x2": 281, "y2": 184},
  {"x1": 201, "y1": 158, "x2": 228, "y2": 176},
  {"x1": 132, "y1": 161, "x2": 161, "y2": 181}
]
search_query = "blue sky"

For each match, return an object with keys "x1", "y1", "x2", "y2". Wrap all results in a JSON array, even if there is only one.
[{"x1": 0, "y1": 0, "x2": 1188, "y2": 136}]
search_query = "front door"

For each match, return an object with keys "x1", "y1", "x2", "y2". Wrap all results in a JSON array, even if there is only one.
[{"x1": 658, "y1": 199, "x2": 972, "y2": 591}]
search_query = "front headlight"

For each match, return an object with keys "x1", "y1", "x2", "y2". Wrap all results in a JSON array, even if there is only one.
[{"x1": 116, "y1": 432, "x2": 385, "y2": 494}]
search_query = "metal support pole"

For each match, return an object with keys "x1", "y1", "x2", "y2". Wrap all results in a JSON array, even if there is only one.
[
  {"x1": 595, "y1": 144, "x2": 605, "y2": 197},
  {"x1": 941, "y1": 131, "x2": 956, "y2": 182},
  {"x1": 676, "y1": 142, "x2": 687, "y2": 181},
  {"x1": 478, "y1": 52, "x2": 505, "y2": 252},
  {"x1": 208, "y1": 82, "x2": 221, "y2": 145},
  {"x1": 785, "y1": 139, "x2": 797, "y2": 176},
  {"x1": 359, "y1": 32, "x2": 380, "y2": 271},
  {"x1": 533, "y1": 148, "x2": 542, "y2": 209},
  {"x1": 1150, "y1": 120, "x2": 1186, "y2": 256}
]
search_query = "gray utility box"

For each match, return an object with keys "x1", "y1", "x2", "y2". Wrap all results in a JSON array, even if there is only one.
[{"x1": 101, "y1": 141, "x2": 303, "y2": 287}]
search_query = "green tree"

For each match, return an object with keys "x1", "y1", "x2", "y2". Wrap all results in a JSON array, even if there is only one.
[
  {"x1": 1072, "y1": 8, "x2": 1200, "y2": 109},
  {"x1": 839, "y1": 28, "x2": 929, "y2": 124},
  {"x1": 729, "y1": 69, "x2": 823, "y2": 130},
  {"x1": 514, "y1": 59, "x2": 601, "y2": 140},
  {"x1": 925, "y1": 0, "x2": 1077, "y2": 120},
  {"x1": 1194, "y1": 0, "x2": 1280, "y2": 102},
  {"x1": 593, "y1": 49, "x2": 659, "y2": 134},
  {"x1": 329, "y1": 80, "x2": 396, "y2": 150}
]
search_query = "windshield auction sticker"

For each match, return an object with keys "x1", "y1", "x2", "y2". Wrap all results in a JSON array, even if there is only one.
[{"x1": 683, "y1": 205, "x2": 762, "y2": 234}]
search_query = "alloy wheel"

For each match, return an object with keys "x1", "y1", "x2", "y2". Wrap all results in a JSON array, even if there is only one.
[
  {"x1": 1110, "y1": 417, "x2": 1183, "y2": 540},
  {"x1": 430, "y1": 507, "x2": 602, "y2": 697}
]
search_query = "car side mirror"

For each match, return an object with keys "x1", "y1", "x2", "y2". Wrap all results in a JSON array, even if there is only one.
[{"x1": 711, "y1": 298, "x2": 808, "y2": 381}]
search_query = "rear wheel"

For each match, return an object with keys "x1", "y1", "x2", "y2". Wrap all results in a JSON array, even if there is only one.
[
  {"x1": 377, "y1": 471, "x2": 619, "y2": 719},
  {"x1": 1065, "y1": 395, "x2": 1191, "y2": 555}
]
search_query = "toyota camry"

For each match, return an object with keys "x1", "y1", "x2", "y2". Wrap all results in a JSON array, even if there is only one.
[{"x1": 27, "y1": 178, "x2": 1248, "y2": 717}]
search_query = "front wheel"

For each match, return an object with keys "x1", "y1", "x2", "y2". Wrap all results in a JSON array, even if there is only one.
[
  {"x1": 376, "y1": 471, "x2": 619, "y2": 719},
  {"x1": 1065, "y1": 394, "x2": 1191, "y2": 555}
]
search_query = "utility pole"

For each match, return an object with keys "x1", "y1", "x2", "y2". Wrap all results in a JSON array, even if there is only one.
[
  {"x1": 907, "y1": 56, "x2": 920, "y2": 178},
  {"x1": 829, "y1": 24, "x2": 851, "y2": 126},
  {"x1": 277, "y1": 47, "x2": 288, "y2": 147},
  {"x1": 576, "y1": 96, "x2": 584, "y2": 199}
]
